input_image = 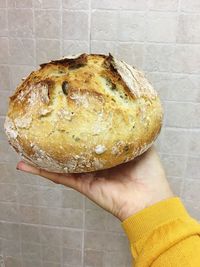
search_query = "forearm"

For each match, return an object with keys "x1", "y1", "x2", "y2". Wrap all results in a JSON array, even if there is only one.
[{"x1": 121, "y1": 197, "x2": 200, "y2": 267}]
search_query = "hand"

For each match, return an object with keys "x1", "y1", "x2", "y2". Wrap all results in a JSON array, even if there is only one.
[{"x1": 17, "y1": 146, "x2": 173, "y2": 221}]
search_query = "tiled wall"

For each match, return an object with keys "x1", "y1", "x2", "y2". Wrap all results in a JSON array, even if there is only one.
[{"x1": 0, "y1": 0, "x2": 200, "y2": 266}]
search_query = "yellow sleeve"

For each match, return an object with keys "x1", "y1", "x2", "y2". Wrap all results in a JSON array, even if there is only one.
[{"x1": 121, "y1": 197, "x2": 200, "y2": 267}]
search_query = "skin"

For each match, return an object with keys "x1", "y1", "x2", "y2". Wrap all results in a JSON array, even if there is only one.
[{"x1": 17, "y1": 146, "x2": 173, "y2": 221}]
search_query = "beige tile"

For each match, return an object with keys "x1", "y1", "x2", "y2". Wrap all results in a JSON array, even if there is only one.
[
  {"x1": 22, "y1": 260, "x2": 42, "y2": 267},
  {"x1": 119, "y1": 12, "x2": 145, "y2": 41},
  {"x1": 161, "y1": 128, "x2": 189, "y2": 155},
  {"x1": 154, "y1": 135, "x2": 162, "y2": 152},
  {"x1": 0, "y1": 66, "x2": 10, "y2": 90},
  {"x1": 148, "y1": 0, "x2": 178, "y2": 10},
  {"x1": 105, "y1": 213, "x2": 123, "y2": 233},
  {"x1": 144, "y1": 45, "x2": 174, "y2": 72},
  {"x1": 2, "y1": 162, "x2": 40, "y2": 185},
  {"x1": 147, "y1": 13, "x2": 177, "y2": 42},
  {"x1": 185, "y1": 156, "x2": 200, "y2": 180},
  {"x1": 183, "y1": 199, "x2": 200, "y2": 221},
  {"x1": 63, "y1": 10, "x2": 89, "y2": 40},
  {"x1": 5, "y1": 257, "x2": 22, "y2": 267},
  {"x1": 9, "y1": 38, "x2": 35, "y2": 65},
  {"x1": 91, "y1": 0, "x2": 120, "y2": 9},
  {"x1": 8, "y1": 9, "x2": 33, "y2": 37},
  {"x1": 0, "y1": 222, "x2": 20, "y2": 240},
  {"x1": 85, "y1": 209, "x2": 107, "y2": 231},
  {"x1": 92, "y1": 0, "x2": 147, "y2": 10},
  {"x1": 91, "y1": 41, "x2": 118, "y2": 55},
  {"x1": 91, "y1": 10, "x2": 118, "y2": 41},
  {"x1": 85, "y1": 198, "x2": 99, "y2": 210},
  {"x1": 84, "y1": 249, "x2": 103, "y2": 267},
  {"x1": 2, "y1": 239, "x2": 21, "y2": 257},
  {"x1": 181, "y1": 0, "x2": 200, "y2": 12},
  {"x1": 85, "y1": 209, "x2": 122, "y2": 233},
  {"x1": 0, "y1": 0, "x2": 6, "y2": 7},
  {"x1": 43, "y1": 262, "x2": 60, "y2": 267},
  {"x1": 36, "y1": 39, "x2": 61, "y2": 65},
  {"x1": 21, "y1": 242, "x2": 42, "y2": 260},
  {"x1": 34, "y1": 0, "x2": 61, "y2": 8},
  {"x1": 38, "y1": 186, "x2": 62, "y2": 207},
  {"x1": 118, "y1": 0, "x2": 147, "y2": 10},
  {"x1": 61, "y1": 208, "x2": 83, "y2": 228},
  {"x1": 9, "y1": 65, "x2": 35, "y2": 89},
  {"x1": 21, "y1": 224, "x2": 40, "y2": 243},
  {"x1": 161, "y1": 154, "x2": 186, "y2": 177},
  {"x1": 41, "y1": 245, "x2": 61, "y2": 263},
  {"x1": 0, "y1": 37, "x2": 9, "y2": 63},
  {"x1": 104, "y1": 251, "x2": 132, "y2": 267},
  {"x1": 7, "y1": 0, "x2": 33, "y2": 7},
  {"x1": 177, "y1": 15, "x2": 200, "y2": 44},
  {"x1": 117, "y1": 43, "x2": 144, "y2": 68},
  {"x1": 40, "y1": 226, "x2": 61, "y2": 246},
  {"x1": 182, "y1": 179, "x2": 200, "y2": 203},
  {"x1": 39, "y1": 207, "x2": 62, "y2": 226},
  {"x1": 191, "y1": 104, "x2": 200, "y2": 128},
  {"x1": 62, "y1": 189, "x2": 84, "y2": 209},
  {"x1": 85, "y1": 231, "x2": 129, "y2": 252},
  {"x1": 15, "y1": 169, "x2": 40, "y2": 185},
  {"x1": 188, "y1": 132, "x2": 200, "y2": 156},
  {"x1": 171, "y1": 45, "x2": 200, "y2": 74},
  {"x1": 0, "y1": 90, "x2": 10, "y2": 116},
  {"x1": 0, "y1": 9, "x2": 8, "y2": 36},
  {"x1": 62, "y1": 229, "x2": 82, "y2": 249},
  {"x1": 0, "y1": 141, "x2": 20, "y2": 163},
  {"x1": 63, "y1": 40, "x2": 89, "y2": 55},
  {"x1": 146, "y1": 72, "x2": 170, "y2": 101},
  {"x1": 20, "y1": 205, "x2": 40, "y2": 224},
  {"x1": 62, "y1": 248, "x2": 82, "y2": 266},
  {"x1": 35, "y1": 10, "x2": 61, "y2": 39},
  {"x1": 63, "y1": 0, "x2": 89, "y2": 9},
  {"x1": 167, "y1": 74, "x2": 200, "y2": 102},
  {"x1": 0, "y1": 202, "x2": 19, "y2": 222},
  {"x1": 1, "y1": 117, "x2": 7, "y2": 141},
  {"x1": 38, "y1": 177, "x2": 56, "y2": 187},
  {"x1": 0, "y1": 183, "x2": 17, "y2": 202},
  {"x1": 18, "y1": 184, "x2": 39, "y2": 206},
  {"x1": 167, "y1": 177, "x2": 183, "y2": 196},
  {"x1": 165, "y1": 102, "x2": 193, "y2": 128}
]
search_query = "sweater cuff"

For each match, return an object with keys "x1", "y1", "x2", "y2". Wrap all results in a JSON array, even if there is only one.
[{"x1": 121, "y1": 197, "x2": 191, "y2": 244}]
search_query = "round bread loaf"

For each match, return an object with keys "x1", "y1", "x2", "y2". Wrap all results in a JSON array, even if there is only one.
[{"x1": 4, "y1": 53, "x2": 163, "y2": 173}]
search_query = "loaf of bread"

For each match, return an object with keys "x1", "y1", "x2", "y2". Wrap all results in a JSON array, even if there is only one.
[{"x1": 4, "y1": 53, "x2": 163, "y2": 173}]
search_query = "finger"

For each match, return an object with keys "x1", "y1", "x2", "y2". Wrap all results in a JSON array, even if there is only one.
[{"x1": 16, "y1": 161, "x2": 83, "y2": 191}]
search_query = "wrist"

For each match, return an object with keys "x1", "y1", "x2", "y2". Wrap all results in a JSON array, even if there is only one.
[{"x1": 117, "y1": 190, "x2": 174, "y2": 222}]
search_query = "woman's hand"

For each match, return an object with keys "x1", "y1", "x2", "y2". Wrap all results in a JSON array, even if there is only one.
[{"x1": 17, "y1": 146, "x2": 173, "y2": 221}]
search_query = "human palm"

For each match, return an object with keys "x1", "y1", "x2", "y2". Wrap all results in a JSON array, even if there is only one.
[{"x1": 17, "y1": 146, "x2": 173, "y2": 221}]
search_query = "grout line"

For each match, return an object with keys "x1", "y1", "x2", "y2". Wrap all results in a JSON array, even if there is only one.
[
  {"x1": 3, "y1": 6, "x2": 200, "y2": 14},
  {"x1": 6, "y1": 0, "x2": 22, "y2": 263},
  {"x1": 82, "y1": 197, "x2": 86, "y2": 267},
  {"x1": 60, "y1": 0, "x2": 63, "y2": 57},
  {"x1": 32, "y1": 3, "x2": 36, "y2": 68},
  {"x1": 3, "y1": 37, "x2": 200, "y2": 46},
  {"x1": 178, "y1": 0, "x2": 182, "y2": 12},
  {"x1": 88, "y1": 0, "x2": 91, "y2": 53},
  {"x1": 0, "y1": 219, "x2": 126, "y2": 235}
]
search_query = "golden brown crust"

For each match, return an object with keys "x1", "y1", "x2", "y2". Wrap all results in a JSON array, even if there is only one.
[{"x1": 4, "y1": 54, "x2": 163, "y2": 173}]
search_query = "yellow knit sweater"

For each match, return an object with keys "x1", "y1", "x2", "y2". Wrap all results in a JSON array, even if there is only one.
[{"x1": 122, "y1": 197, "x2": 200, "y2": 266}]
